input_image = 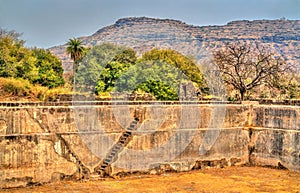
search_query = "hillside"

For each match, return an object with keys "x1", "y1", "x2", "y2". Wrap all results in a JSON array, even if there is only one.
[{"x1": 49, "y1": 17, "x2": 300, "y2": 72}]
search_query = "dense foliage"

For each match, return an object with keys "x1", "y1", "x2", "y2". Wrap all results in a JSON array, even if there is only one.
[
  {"x1": 75, "y1": 43, "x2": 136, "y2": 92},
  {"x1": 0, "y1": 29, "x2": 65, "y2": 88},
  {"x1": 32, "y1": 48, "x2": 65, "y2": 88},
  {"x1": 131, "y1": 49, "x2": 204, "y2": 100},
  {"x1": 76, "y1": 44, "x2": 203, "y2": 100},
  {"x1": 141, "y1": 49, "x2": 203, "y2": 88}
]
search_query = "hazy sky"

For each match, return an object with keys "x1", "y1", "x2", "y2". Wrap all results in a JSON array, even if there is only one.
[{"x1": 1, "y1": 0, "x2": 300, "y2": 48}]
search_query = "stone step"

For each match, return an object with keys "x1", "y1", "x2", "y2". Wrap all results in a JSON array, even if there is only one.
[
  {"x1": 111, "y1": 150, "x2": 118, "y2": 155},
  {"x1": 102, "y1": 162, "x2": 108, "y2": 166},
  {"x1": 129, "y1": 120, "x2": 138, "y2": 129},
  {"x1": 113, "y1": 145, "x2": 121, "y2": 150},
  {"x1": 111, "y1": 149, "x2": 118, "y2": 154},
  {"x1": 120, "y1": 136, "x2": 128, "y2": 141},
  {"x1": 130, "y1": 121, "x2": 138, "y2": 127},
  {"x1": 120, "y1": 141, "x2": 125, "y2": 144},
  {"x1": 98, "y1": 118, "x2": 140, "y2": 174},
  {"x1": 104, "y1": 158, "x2": 111, "y2": 163}
]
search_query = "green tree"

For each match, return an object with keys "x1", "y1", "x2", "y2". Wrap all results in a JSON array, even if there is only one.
[
  {"x1": 0, "y1": 29, "x2": 38, "y2": 81},
  {"x1": 76, "y1": 46, "x2": 204, "y2": 100},
  {"x1": 0, "y1": 28, "x2": 24, "y2": 45},
  {"x1": 32, "y1": 48, "x2": 65, "y2": 88},
  {"x1": 274, "y1": 74, "x2": 300, "y2": 99},
  {"x1": 115, "y1": 49, "x2": 204, "y2": 100},
  {"x1": 0, "y1": 29, "x2": 65, "y2": 88},
  {"x1": 96, "y1": 47, "x2": 136, "y2": 92},
  {"x1": 66, "y1": 38, "x2": 86, "y2": 75},
  {"x1": 130, "y1": 49, "x2": 203, "y2": 100},
  {"x1": 75, "y1": 43, "x2": 136, "y2": 93},
  {"x1": 116, "y1": 59, "x2": 187, "y2": 100},
  {"x1": 141, "y1": 49, "x2": 204, "y2": 88}
]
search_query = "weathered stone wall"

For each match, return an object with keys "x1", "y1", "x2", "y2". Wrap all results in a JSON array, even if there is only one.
[
  {"x1": 250, "y1": 105, "x2": 300, "y2": 171},
  {"x1": 0, "y1": 103, "x2": 299, "y2": 188}
]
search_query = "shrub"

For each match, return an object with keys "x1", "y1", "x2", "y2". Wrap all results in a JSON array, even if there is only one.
[{"x1": 0, "y1": 78, "x2": 32, "y2": 96}]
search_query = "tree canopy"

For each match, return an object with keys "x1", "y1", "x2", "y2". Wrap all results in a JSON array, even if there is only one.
[
  {"x1": 32, "y1": 48, "x2": 65, "y2": 88},
  {"x1": 76, "y1": 44, "x2": 203, "y2": 100},
  {"x1": 114, "y1": 49, "x2": 203, "y2": 100},
  {"x1": 75, "y1": 43, "x2": 136, "y2": 93},
  {"x1": 141, "y1": 49, "x2": 204, "y2": 88},
  {"x1": 66, "y1": 38, "x2": 86, "y2": 75},
  {"x1": 0, "y1": 28, "x2": 65, "y2": 88}
]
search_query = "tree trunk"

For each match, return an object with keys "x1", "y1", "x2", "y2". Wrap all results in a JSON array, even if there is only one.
[
  {"x1": 240, "y1": 89, "x2": 246, "y2": 101},
  {"x1": 73, "y1": 61, "x2": 78, "y2": 75}
]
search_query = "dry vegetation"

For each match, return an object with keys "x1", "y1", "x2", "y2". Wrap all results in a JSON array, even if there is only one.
[{"x1": 0, "y1": 78, "x2": 72, "y2": 101}]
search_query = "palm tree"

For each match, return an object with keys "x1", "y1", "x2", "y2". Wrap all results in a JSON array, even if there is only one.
[{"x1": 66, "y1": 38, "x2": 85, "y2": 75}]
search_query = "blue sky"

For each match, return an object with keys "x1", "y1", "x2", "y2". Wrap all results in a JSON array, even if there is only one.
[{"x1": 1, "y1": 0, "x2": 299, "y2": 48}]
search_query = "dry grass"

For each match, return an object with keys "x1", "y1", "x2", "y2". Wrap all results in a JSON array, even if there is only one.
[{"x1": 0, "y1": 78, "x2": 72, "y2": 101}]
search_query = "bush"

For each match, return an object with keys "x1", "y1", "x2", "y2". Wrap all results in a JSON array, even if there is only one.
[
  {"x1": 43, "y1": 86, "x2": 72, "y2": 101},
  {"x1": 0, "y1": 77, "x2": 71, "y2": 101},
  {"x1": 0, "y1": 78, "x2": 32, "y2": 96}
]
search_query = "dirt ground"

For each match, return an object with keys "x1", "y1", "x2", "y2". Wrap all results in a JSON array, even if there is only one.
[{"x1": 1, "y1": 166, "x2": 299, "y2": 193}]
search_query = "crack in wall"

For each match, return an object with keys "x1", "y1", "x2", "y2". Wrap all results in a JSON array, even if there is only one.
[{"x1": 26, "y1": 108, "x2": 91, "y2": 180}]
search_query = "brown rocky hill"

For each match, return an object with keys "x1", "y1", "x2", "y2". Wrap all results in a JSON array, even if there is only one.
[{"x1": 49, "y1": 17, "x2": 300, "y2": 73}]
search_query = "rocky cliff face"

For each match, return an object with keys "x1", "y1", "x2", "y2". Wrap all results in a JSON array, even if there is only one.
[{"x1": 49, "y1": 17, "x2": 300, "y2": 73}]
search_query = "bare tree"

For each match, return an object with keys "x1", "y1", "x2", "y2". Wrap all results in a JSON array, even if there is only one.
[{"x1": 213, "y1": 42, "x2": 289, "y2": 101}]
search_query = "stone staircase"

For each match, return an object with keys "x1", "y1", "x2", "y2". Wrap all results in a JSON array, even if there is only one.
[
  {"x1": 94, "y1": 118, "x2": 140, "y2": 176},
  {"x1": 61, "y1": 137, "x2": 91, "y2": 179},
  {"x1": 28, "y1": 109, "x2": 91, "y2": 179}
]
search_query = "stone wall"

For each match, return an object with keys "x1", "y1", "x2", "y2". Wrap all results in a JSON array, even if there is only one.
[
  {"x1": 0, "y1": 102, "x2": 299, "y2": 188},
  {"x1": 250, "y1": 105, "x2": 300, "y2": 171}
]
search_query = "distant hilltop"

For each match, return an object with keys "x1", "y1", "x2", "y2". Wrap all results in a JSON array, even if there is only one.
[{"x1": 49, "y1": 17, "x2": 300, "y2": 72}]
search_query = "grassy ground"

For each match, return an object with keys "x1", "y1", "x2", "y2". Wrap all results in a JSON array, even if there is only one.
[{"x1": 1, "y1": 166, "x2": 299, "y2": 193}]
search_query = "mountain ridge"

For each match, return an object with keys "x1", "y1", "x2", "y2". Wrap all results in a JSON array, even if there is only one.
[{"x1": 49, "y1": 17, "x2": 300, "y2": 72}]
